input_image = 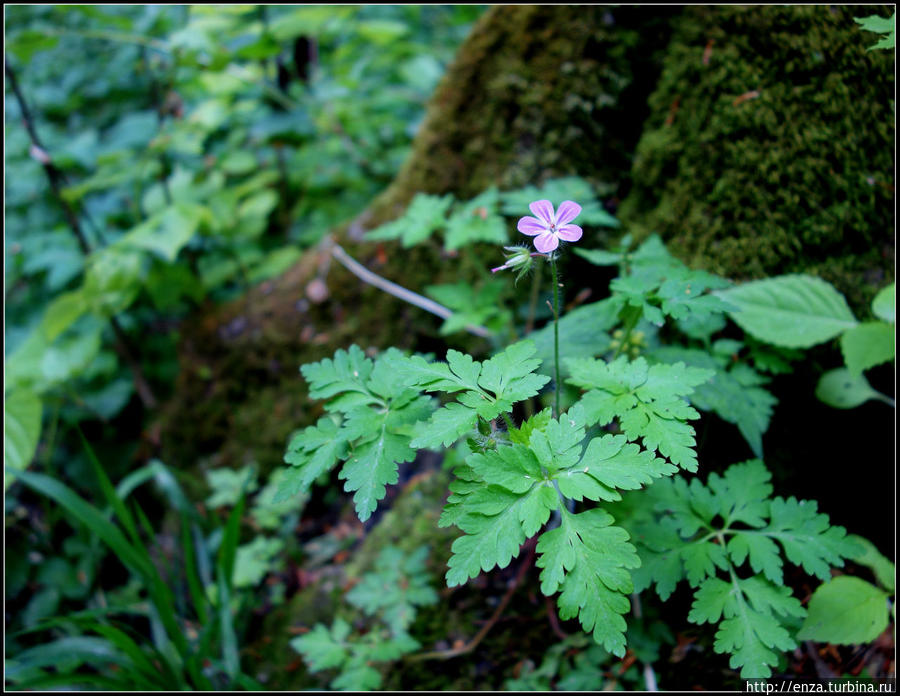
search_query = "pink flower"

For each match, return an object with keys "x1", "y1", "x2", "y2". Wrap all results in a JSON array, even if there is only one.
[{"x1": 517, "y1": 199, "x2": 583, "y2": 254}]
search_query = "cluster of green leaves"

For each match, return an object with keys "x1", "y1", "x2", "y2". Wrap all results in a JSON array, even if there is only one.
[
  {"x1": 617, "y1": 460, "x2": 858, "y2": 678},
  {"x1": 855, "y1": 11, "x2": 896, "y2": 51},
  {"x1": 504, "y1": 632, "x2": 644, "y2": 691},
  {"x1": 279, "y1": 346, "x2": 434, "y2": 522},
  {"x1": 566, "y1": 356, "x2": 713, "y2": 472},
  {"x1": 366, "y1": 177, "x2": 620, "y2": 251},
  {"x1": 424, "y1": 279, "x2": 512, "y2": 336},
  {"x1": 281, "y1": 335, "x2": 709, "y2": 657},
  {"x1": 649, "y1": 344, "x2": 777, "y2": 458},
  {"x1": 575, "y1": 233, "x2": 794, "y2": 458},
  {"x1": 290, "y1": 545, "x2": 437, "y2": 690},
  {"x1": 397, "y1": 340, "x2": 550, "y2": 450},
  {"x1": 577, "y1": 233, "x2": 733, "y2": 328},
  {"x1": 441, "y1": 404, "x2": 651, "y2": 656},
  {"x1": 204, "y1": 465, "x2": 308, "y2": 588},
  {"x1": 6, "y1": 444, "x2": 260, "y2": 690},
  {"x1": 718, "y1": 275, "x2": 895, "y2": 409},
  {"x1": 4, "y1": 4, "x2": 482, "y2": 484}
]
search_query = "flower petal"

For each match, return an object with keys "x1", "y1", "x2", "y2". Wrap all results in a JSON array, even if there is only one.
[
  {"x1": 533, "y1": 231, "x2": 559, "y2": 253},
  {"x1": 529, "y1": 199, "x2": 556, "y2": 225},
  {"x1": 517, "y1": 216, "x2": 548, "y2": 236},
  {"x1": 556, "y1": 224, "x2": 583, "y2": 243},
  {"x1": 555, "y1": 200, "x2": 582, "y2": 226}
]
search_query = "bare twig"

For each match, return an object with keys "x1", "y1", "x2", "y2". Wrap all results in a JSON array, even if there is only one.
[
  {"x1": 6, "y1": 57, "x2": 158, "y2": 409},
  {"x1": 6, "y1": 58, "x2": 91, "y2": 255},
  {"x1": 545, "y1": 595, "x2": 568, "y2": 641},
  {"x1": 406, "y1": 538, "x2": 536, "y2": 661},
  {"x1": 327, "y1": 239, "x2": 492, "y2": 339}
]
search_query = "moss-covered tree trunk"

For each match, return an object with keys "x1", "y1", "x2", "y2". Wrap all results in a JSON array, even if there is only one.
[
  {"x1": 619, "y1": 5, "x2": 894, "y2": 311},
  {"x1": 159, "y1": 5, "x2": 893, "y2": 472}
]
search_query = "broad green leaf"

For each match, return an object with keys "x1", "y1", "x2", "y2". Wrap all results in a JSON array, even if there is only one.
[
  {"x1": 855, "y1": 12, "x2": 896, "y2": 50},
  {"x1": 120, "y1": 204, "x2": 203, "y2": 262},
  {"x1": 443, "y1": 187, "x2": 507, "y2": 250},
  {"x1": 290, "y1": 622, "x2": 349, "y2": 671},
  {"x1": 574, "y1": 248, "x2": 623, "y2": 266},
  {"x1": 40, "y1": 290, "x2": 88, "y2": 342},
  {"x1": 797, "y1": 576, "x2": 889, "y2": 644},
  {"x1": 83, "y1": 248, "x2": 144, "y2": 316},
  {"x1": 845, "y1": 534, "x2": 895, "y2": 592},
  {"x1": 871, "y1": 282, "x2": 895, "y2": 323},
  {"x1": 233, "y1": 538, "x2": 283, "y2": 588},
  {"x1": 537, "y1": 508, "x2": 639, "y2": 656},
  {"x1": 409, "y1": 402, "x2": 478, "y2": 449},
  {"x1": 763, "y1": 497, "x2": 855, "y2": 582},
  {"x1": 6, "y1": 29, "x2": 60, "y2": 61},
  {"x1": 4, "y1": 390, "x2": 43, "y2": 489},
  {"x1": 340, "y1": 430, "x2": 413, "y2": 522},
  {"x1": 815, "y1": 368, "x2": 884, "y2": 409},
  {"x1": 530, "y1": 298, "x2": 619, "y2": 376},
  {"x1": 41, "y1": 330, "x2": 103, "y2": 385},
  {"x1": 840, "y1": 321, "x2": 895, "y2": 376},
  {"x1": 282, "y1": 417, "x2": 348, "y2": 494},
  {"x1": 717, "y1": 275, "x2": 857, "y2": 348}
]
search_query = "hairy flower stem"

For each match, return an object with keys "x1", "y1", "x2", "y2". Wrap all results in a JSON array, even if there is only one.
[
  {"x1": 551, "y1": 255, "x2": 561, "y2": 418},
  {"x1": 524, "y1": 261, "x2": 543, "y2": 335}
]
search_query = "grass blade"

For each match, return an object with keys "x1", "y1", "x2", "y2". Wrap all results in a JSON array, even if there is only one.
[
  {"x1": 182, "y1": 515, "x2": 209, "y2": 624},
  {"x1": 10, "y1": 468, "x2": 151, "y2": 577}
]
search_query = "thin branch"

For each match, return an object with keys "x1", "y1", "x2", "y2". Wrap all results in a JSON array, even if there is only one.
[
  {"x1": 6, "y1": 57, "x2": 91, "y2": 255},
  {"x1": 6, "y1": 57, "x2": 158, "y2": 409},
  {"x1": 327, "y1": 239, "x2": 492, "y2": 339},
  {"x1": 406, "y1": 546, "x2": 535, "y2": 661}
]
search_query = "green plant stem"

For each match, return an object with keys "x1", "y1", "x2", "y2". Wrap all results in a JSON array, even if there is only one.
[
  {"x1": 551, "y1": 255, "x2": 561, "y2": 418},
  {"x1": 524, "y1": 260, "x2": 543, "y2": 335},
  {"x1": 874, "y1": 392, "x2": 896, "y2": 407}
]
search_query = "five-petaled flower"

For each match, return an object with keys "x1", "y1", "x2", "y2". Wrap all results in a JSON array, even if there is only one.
[{"x1": 517, "y1": 199, "x2": 582, "y2": 254}]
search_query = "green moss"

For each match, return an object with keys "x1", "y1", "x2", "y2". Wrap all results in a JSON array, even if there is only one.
[
  {"x1": 618, "y1": 5, "x2": 894, "y2": 312},
  {"x1": 368, "y1": 5, "x2": 678, "y2": 221}
]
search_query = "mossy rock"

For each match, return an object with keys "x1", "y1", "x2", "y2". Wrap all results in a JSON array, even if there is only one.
[{"x1": 618, "y1": 5, "x2": 894, "y2": 312}]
